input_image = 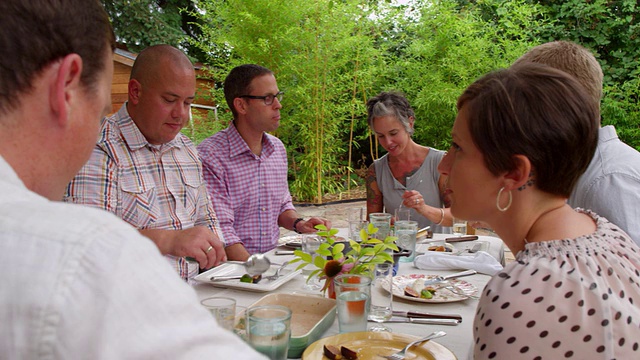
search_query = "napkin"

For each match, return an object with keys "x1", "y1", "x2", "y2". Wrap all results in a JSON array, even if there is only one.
[{"x1": 413, "y1": 251, "x2": 503, "y2": 275}]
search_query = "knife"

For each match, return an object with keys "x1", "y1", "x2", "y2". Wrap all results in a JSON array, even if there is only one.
[
  {"x1": 392, "y1": 310, "x2": 462, "y2": 320},
  {"x1": 421, "y1": 269, "x2": 477, "y2": 286},
  {"x1": 371, "y1": 317, "x2": 461, "y2": 326}
]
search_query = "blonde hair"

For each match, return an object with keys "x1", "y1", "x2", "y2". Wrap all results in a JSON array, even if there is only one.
[{"x1": 514, "y1": 41, "x2": 603, "y2": 122}]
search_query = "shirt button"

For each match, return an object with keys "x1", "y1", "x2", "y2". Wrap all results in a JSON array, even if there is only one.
[
  {"x1": 261, "y1": 232, "x2": 266, "y2": 236},
  {"x1": 262, "y1": 207, "x2": 266, "y2": 211}
]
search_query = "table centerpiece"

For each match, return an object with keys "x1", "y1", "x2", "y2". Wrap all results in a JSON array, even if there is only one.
[{"x1": 290, "y1": 224, "x2": 398, "y2": 298}]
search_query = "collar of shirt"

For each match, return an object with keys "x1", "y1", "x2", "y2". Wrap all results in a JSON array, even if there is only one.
[
  {"x1": 227, "y1": 122, "x2": 275, "y2": 159},
  {"x1": 113, "y1": 103, "x2": 183, "y2": 152}
]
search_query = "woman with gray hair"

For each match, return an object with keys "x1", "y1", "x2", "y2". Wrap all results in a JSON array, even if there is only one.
[{"x1": 365, "y1": 91, "x2": 452, "y2": 233}]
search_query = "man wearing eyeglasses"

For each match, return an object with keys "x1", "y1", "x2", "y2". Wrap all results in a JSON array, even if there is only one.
[{"x1": 198, "y1": 64, "x2": 330, "y2": 260}]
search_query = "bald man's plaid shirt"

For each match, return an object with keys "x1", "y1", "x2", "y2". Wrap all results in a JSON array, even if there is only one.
[{"x1": 64, "y1": 104, "x2": 223, "y2": 279}]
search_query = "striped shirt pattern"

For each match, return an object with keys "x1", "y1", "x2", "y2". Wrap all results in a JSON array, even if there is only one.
[
  {"x1": 64, "y1": 104, "x2": 222, "y2": 279},
  {"x1": 197, "y1": 123, "x2": 295, "y2": 254}
]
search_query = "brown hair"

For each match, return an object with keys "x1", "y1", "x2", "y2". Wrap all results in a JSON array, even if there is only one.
[
  {"x1": 457, "y1": 63, "x2": 599, "y2": 197},
  {"x1": 224, "y1": 64, "x2": 274, "y2": 118},
  {"x1": 513, "y1": 41, "x2": 603, "y2": 121},
  {"x1": 0, "y1": 0, "x2": 115, "y2": 115},
  {"x1": 366, "y1": 91, "x2": 416, "y2": 136}
]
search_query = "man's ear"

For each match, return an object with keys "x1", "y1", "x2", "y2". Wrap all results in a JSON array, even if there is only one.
[
  {"x1": 233, "y1": 97, "x2": 247, "y2": 115},
  {"x1": 502, "y1": 155, "x2": 532, "y2": 191},
  {"x1": 50, "y1": 54, "x2": 83, "y2": 126},
  {"x1": 128, "y1": 79, "x2": 142, "y2": 105}
]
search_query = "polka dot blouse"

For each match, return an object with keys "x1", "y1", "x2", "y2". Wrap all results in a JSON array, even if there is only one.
[{"x1": 474, "y1": 210, "x2": 640, "y2": 359}]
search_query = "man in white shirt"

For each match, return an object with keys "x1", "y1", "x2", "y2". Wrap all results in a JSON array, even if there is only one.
[
  {"x1": 514, "y1": 41, "x2": 640, "y2": 245},
  {"x1": 0, "y1": 0, "x2": 264, "y2": 358}
]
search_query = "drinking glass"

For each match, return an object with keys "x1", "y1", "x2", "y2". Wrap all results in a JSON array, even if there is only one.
[
  {"x1": 301, "y1": 234, "x2": 324, "y2": 291},
  {"x1": 246, "y1": 305, "x2": 292, "y2": 360},
  {"x1": 369, "y1": 212, "x2": 392, "y2": 240},
  {"x1": 335, "y1": 274, "x2": 371, "y2": 333},
  {"x1": 452, "y1": 216, "x2": 468, "y2": 236},
  {"x1": 368, "y1": 263, "x2": 393, "y2": 332},
  {"x1": 394, "y1": 207, "x2": 411, "y2": 223},
  {"x1": 200, "y1": 297, "x2": 236, "y2": 331},
  {"x1": 395, "y1": 220, "x2": 418, "y2": 262},
  {"x1": 348, "y1": 207, "x2": 366, "y2": 242}
]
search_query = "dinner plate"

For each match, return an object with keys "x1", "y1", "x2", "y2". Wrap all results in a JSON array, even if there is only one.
[
  {"x1": 194, "y1": 263, "x2": 300, "y2": 292},
  {"x1": 415, "y1": 242, "x2": 456, "y2": 254},
  {"x1": 383, "y1": 274, "x2": 478, "y2": 303},
  {"x1": 302, "y1": 331, "x2": 456, "y2": 360},
  {"x1": 278, "y1": 235, "x2": 302, "y2": 248}
]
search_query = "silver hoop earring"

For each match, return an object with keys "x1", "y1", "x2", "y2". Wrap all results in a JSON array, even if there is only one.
[{"x1": 496, "y1": 187, "x2": 512, "y2": 212}]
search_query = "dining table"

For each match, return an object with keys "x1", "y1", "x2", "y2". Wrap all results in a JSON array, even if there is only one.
[{"x1": 192, "y1": 232, "x2": 506, "y2": 359}]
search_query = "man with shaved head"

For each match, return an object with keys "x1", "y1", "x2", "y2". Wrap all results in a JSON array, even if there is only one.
[{"x1": 65, "y1": 45, "x2": 227, "y2": 279}]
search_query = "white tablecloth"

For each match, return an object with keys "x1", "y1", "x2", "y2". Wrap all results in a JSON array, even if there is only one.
[{"x1": 193, "y1": 234, "x2": 506, "y2": 359}]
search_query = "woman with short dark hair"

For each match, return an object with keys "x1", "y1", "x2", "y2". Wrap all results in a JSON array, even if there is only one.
[{"x1": 438, "y1": 62, "x2": 640, "y2": 359}]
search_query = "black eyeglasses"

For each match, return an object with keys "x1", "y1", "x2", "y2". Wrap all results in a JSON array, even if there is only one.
[{"x1": 239, "y1": 91, "x2": 284, "y2": 105}]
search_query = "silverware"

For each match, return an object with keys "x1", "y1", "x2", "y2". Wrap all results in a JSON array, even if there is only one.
[
  {"x1": 381, "y1": 331, "x2": 447, "y2": 360},
  {"x1": 275, "y1": 250, "x2": 294, "y2": 255},
  {"x1": 209, "y1": 275, "x2": 243, "y2": 282},
  {"x1": 445, "y1": 235, "x2": 478, "y2": 242},
  {"x1": 392, "y1": 310, "x2": 462, "y2": 320},
  {"x1": 264, "y1": 261, "x2": 290, "y2": 281},
  {"x1": 222, "y1": 253, "x2": 271, "y2": 276},
  {"x1": 421, "y1": 269, "x2": 477, "y2": 286},
  {"x1": 371, "y1": 317, "x2": 460, "y2": 325}
]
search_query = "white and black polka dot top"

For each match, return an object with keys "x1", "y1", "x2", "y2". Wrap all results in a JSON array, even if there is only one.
[{"x1": 474, "y1": 209, "x2": 640, "y2": 360}]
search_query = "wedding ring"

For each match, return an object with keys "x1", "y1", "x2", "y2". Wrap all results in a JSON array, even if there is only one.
[
  {"x1": 415, "y1": 199, "x2": 419, "y2": 204},
  {"x1": 206, "y1": 245, "x2": 213, "y2": 253}
]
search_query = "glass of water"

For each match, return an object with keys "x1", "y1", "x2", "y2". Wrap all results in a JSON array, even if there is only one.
[
  {"x1": 301, "y1": 234, "x2": 324, "y2": 291},
  {"x1": 335, "y1": 274, "x2": 371, "y2": 333},
  {"x1": 368, "y1": 262, "x2": 393, "y2": 332},
  {"x1": 395, "y1": 220, "x2": 418, "y2": 262},
  {"x1": 452, "y1": 216, "x2": 468, "y2": 236},
  {"x1": 369, "y1": 212, "x2": 392, "y2": 240}
]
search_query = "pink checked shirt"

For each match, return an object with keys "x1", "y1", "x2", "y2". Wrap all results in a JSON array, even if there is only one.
[
  {"x1": 197, "y1": 123, "x2": 295, "y2": 254},
  {"x1": 64, "y1": 104, "x2": 222, "y2": 279}
]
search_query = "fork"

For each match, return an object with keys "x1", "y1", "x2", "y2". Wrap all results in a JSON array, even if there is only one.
[
  {"x1": 444, "y1": 284, "x2": 480, "y2": 300},
  {"x1": 382, "y1": 331, "x2": 447, "y2": 360},
  {"x1": 264, "y1": 261, "x2": 289, "y2": 281}
]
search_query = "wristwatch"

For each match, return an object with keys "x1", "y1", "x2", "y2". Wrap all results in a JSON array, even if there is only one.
[{"x1": 292, "y1": 218, "x2": 305, "y2": 234}]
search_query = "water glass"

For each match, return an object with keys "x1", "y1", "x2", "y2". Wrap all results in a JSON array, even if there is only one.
[
  {"x1": 246, "y1": 305, "x2": 292, "y2": 360},
  {"x1": 301, "y1": 234, "x2": 324, "y2": 290},
  {"x1": 200, "y1": 297, "x2": 236, "y2": 331},
  {"x1": 348, "y1": 207, "x2": 366, "y2": 242},
  {"x1": 394, "y1": 207, "x2": 411, "y2": 223},
  {"x1": 369, "y1": 212, "x2": 392, "y2": 240},
  {"x1": 395, "y1": 220, "x2": 418, "y2": 262},
  {"x1": 369, "y1": 263, "x2": 393, "y2": 332},
  {"x1": 335, "y1": 274, "x2": 371, "y2": 333},
  {"x1": 453, "y1": 216, "x2": 468, "y2": 236}
]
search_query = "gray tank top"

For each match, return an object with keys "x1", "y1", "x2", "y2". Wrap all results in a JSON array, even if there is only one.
[{"x1": 373, "y1": 148, "x2": 451, "y2": 234}]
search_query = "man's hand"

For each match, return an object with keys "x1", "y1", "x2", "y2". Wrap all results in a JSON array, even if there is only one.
[
  {"x1": 139, "y1": 226, "x2": 226, "y2": 270},
  {"x1": 297, "y1": 217, "x2": 332, "y2": 233}
]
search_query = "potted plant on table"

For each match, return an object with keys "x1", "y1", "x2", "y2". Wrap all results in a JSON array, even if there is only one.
[{"x1": 290, "y1": 223, "x2": 399, "y2": 298}]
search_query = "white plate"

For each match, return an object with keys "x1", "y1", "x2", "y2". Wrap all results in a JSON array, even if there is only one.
[
  {"x1": 278, "y1": 235, "x2": 302, "y2": 248},
  {"x1": 194, "y1": 263, "x2": 301, "y2": 292},
  {"x1": 415, "y1": 242, "x2": 456, "y2": 254},
  {"x1": 383, "y1": 274, "x2": 478, "y2": 303}
]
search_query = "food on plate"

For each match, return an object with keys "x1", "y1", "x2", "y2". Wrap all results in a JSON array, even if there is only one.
[
  {"x1": 404, "y1": 286, "x2": 420, "y2": 298},
  {"x1": 322, "y1": 344, "x2": 358, "y2": 360},
  {"x1": 323, "y1": 344, "x2": 342, "y2": 359},
  {"x1": 340, "y1": 346, "x2": 358, "y2": 360},
  {"x1": 404, "y1": 278, "x2": 438, "y2": 299},
  {"x1": 427, "y1": 245, "x2": 452, "y2": 252},
  {"x1": 420, "y1": 289, "x2": 434, "y2": 299},
  {"x1": 239, "y1": 274, "x2": 262, "y2": 283}
]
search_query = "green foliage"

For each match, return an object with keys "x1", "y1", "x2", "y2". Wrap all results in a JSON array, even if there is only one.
[
  {"x1": 101, "y1": 0, "x2": 206, "y2": 60},
  {"x1": 184, "y1": 0, "x2": 639, "y2": 200},
  {"x1": 290, "y1": 224, "x2": 398, "y2": 285}
]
